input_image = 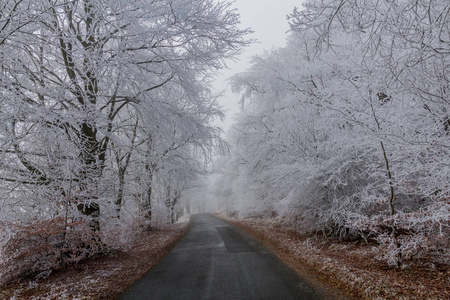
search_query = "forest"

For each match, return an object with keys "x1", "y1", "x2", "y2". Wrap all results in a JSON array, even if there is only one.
[
  {"x1": 213, "y1": 0, "x2": 449, "y2": 267},
  {"x1": 0, "y1": 0, "x2": 449, "y2": 288},
  {"x1": 0, "y1": 0, "x2": 249, "y2": 283}
]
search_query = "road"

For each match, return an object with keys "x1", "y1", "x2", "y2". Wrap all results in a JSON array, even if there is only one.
[{"x1": 118, "y1": 213, "x2": 327, "y2": 300}]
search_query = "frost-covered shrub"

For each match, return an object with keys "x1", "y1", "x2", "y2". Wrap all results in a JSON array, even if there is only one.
[
  {"x1": 272, "y1": 154, "x2": 380, "y2": 239},
  {"x1": 0, "y1": 218, "x2": 105, "y2": 286},
  {"x1": 352, "y1": 200, "x2": 450, "y2": 265},
  {"x1": 100, "y1": 216, "x2": 145, "y2": 251}
]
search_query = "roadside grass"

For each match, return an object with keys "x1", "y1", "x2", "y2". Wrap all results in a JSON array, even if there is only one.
[
  {"x1": 0, "y1": 223, "x2": 189, "y2": 300},
  {"x1": 220, "y1": 215, "x2": 449, "y2": 300}
]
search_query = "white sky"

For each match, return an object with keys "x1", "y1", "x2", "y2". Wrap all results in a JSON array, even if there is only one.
[{"x1": 212, "y1": 0, "x2": 301, "y2": 132}]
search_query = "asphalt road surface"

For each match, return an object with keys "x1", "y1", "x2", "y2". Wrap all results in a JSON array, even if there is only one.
[{"x1": 119, "y1": 213, "x2": 327, "y2": 300}]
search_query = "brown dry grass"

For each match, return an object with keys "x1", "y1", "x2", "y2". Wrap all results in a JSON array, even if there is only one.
[
  {"x1": 221, "y1": 216, "x2": 449, "y2": 300},
  {"x1": 0, "y1": 223, "x2": 189, "y2": 300},
  {"x1": 2, "y1": 215, "x2": 448, "y2": 300}
]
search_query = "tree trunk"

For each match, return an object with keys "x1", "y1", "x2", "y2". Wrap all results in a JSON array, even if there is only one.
[
  {"x1": 380, "y1": 141, "x2": 402, "y2": 266},
  {"x1": 76, "y1": 123, "x2": 102, "y2": 231},
  {"x1": 142, "y1": 162, "x2": 155, "y2": 220},
  {"x1": 115, "y1": 168, "x2": 126, "y2": 218},
  {"x1": 143, "y1": 184, "x2": 152, "y2": 220}
]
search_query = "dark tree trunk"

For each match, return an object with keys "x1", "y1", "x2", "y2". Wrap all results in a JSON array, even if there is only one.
[{"x1": 115, "y1": 168, "x2": 126, "y2": 218}]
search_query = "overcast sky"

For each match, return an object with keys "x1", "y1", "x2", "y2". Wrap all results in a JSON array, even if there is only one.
[{"x1": 213, "y1": 0, "x2": 301, "y2": 131}]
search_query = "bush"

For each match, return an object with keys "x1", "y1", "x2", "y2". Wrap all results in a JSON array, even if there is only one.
[{"x1": 0, "y1": 217, "x2": 106, "y2": 286}]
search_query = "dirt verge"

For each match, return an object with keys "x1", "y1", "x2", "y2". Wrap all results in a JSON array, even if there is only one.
[
  {"x1": 219, "y1": 215, "x2": 449, "y2": 300},
  {"x1": 0, "y1": 222, "x2": 189, "y2": 300}
]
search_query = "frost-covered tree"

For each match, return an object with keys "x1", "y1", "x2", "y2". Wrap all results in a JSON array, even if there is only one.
[
  {"x1": 215, "y1": 0, "x2": 449, "y2": 266},
  {"x1": 0, "y1": 0, "x2": 250, "y2": 281},
  {"x1": 0, "y1": 0, "x2": 248, "y2": 217},
  {"x1": 288, "y1": 0, "x2": 449, "y2": 264}
]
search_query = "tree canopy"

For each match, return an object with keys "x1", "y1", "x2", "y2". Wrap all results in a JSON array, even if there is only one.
[{"x1": 214, "y1": 0, "x2": 449, "y2": 266}]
